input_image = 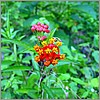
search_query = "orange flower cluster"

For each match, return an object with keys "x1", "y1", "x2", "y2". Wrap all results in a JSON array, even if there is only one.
[{"x1": 34, "y1": 38, "x2": 65, "y2": 67}]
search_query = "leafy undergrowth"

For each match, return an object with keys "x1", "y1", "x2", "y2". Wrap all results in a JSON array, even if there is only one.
[{"x1": 1, "y1": 1, "x2": 99, "y2": 99}]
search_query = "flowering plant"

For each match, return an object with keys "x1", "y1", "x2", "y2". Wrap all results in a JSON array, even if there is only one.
[
  {"x1": 30, "y1": 20, "x2": 66, "y2": 98},
  {"x1": 31, "y1": 22, "x2": 65, "y2": 67}
]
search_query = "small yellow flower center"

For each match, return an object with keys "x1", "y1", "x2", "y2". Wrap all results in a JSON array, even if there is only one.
[
  {"x1": 45, "y1": 48, "x2": 51, "y2": 54},
  {"x1": 41, "y1": 41, "x2": 47, "y2": 47},
  {"x1": 52, "y1": 59, "x2": 58, "y2": 65},
  {"x1": 35, "y1": 56, "x2": 40, "y2": 62},
  {"x1": 49, "y1": 38, "x2": 55, "y2": 44},
  {"x1": 52, "y1": 47, "x2": 58, "y2": 53},
  {"x1": 56, "y1": 41, "x2": 62, "y2": 47},
  {"x1": 34, "y1": 44, "x2": 40, "y2": 51},
  {"x1": 38, "y1": 49, "x2": 43, "y2": 55},
  {"x1": 60, "y1": 54, "x2": 65, "y2": 59}
]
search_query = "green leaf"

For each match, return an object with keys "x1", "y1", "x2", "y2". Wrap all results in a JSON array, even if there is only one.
[
  {"x1": 2, "y1": 38, "x2": 34, "y2": 51},
  {"x1": 71, "y1": 14, "x2": 82, "y2": 21},
  {"x1": 60, "y1": 45, "x2": 73, "y2": 58},
  {"x1": 47, "y1": 28, "x2": 57, "y2": 43},
  {"x1": 42, "y1": 84, "x2": 54, "y2": 99},
  {"x1": 92, "y1": 51, "x2": 99, "y2": 63},
  {"x1": 55, "y1": 64, "x2": 69, "y2": 73},
  {"x1": 93, "y1": 35, "x2": 98, "y2": 48},
  {"x1": 24, "y1": 16, "x2": 39, "y2": 28},
  {"x1": 6, "y1": 11, "x2": 10, "y2": 38},
  {"x1": 71, "y1": 77, "x2": 86, "y2": 85},
  {"x1": 31, "y1": 17, "x2": 49, "y2": 26},
  {"x1": 1, "y1": 47, "x2": 12, "y2": 53},
  {"x1": 3, "y1": 66, "x2": 32, "y2": 72},
  {"x1": 16, "y1": 88, "x2": 36, "y2": 94},
  {"x1": 1, "y1": 80, "x2": 8, "y2": 87},
  {"x1": 78, "y1": 42, "x2": 90, "y2": 47},
  {"x1": 71, "y1": 26, "x2": 78, "y2": 33},
  {"x1": 72, "y1": 4, "x2": 97, "y2": 19},
  {"x1": 90, "y1": 78, "x2": 99, "y2": 87},
  {"x1": 22, "y1": 56, "x2": 32, "y2": 64},
  {"x1": 69, "y1": 82, "x2": 78, "y2": 94},
  {"x1": 51, "y1": 88, "x2": 65, "y2": 98},
  {"x1": 12, "y1": 84, "x2": 18, "y2": 91},
  {"x1": 4, "y1": 74, "x2": 15, "y2": 91},
  {"x1": 1, "y1": 29, "x2": 8, "y2": 38},
  {"x1": 16, "y1": 88, "x2": 38, "y2": 98},
  {"x1": 2, "y1": 91, "x2": 11, "y2": 99},
  {"x1": 54, "y1": 29, "x2": 69, "y2": 46},
  {"x1": 81, "y1": 67, "x2": 91, "y2": 79},
  {"x1": 92, "y1": 93, "x2": 99, "y2": 99},
  {"x1": 2, "y1": 60, "x2": 15, "y2": 70},
  {"x1": 67, "y1": 20, "x2": 74, "y2": 28},
  {"x1": 39, "y1": 17, "x2": 49, "y2": 25},
  {"x1": 58, "y1": 74, "x2": 70, "y2": 81},
  {"x1": 2, "y1": 60, "x2": 15, "y2": 66},
  {"x1": 27, "y1": 90, "x2": 39, "y2": 99},
  {"x1": 69, "y1": 67, "x2": 78, "y2": 75},
  {"x1": 46, "y1": 61, "x2": 70, "y2": 72},
  {"x1": 13, "y1": 70, "x2": 23, "y2": 76},
  {"x1": 11, "y1": 30, "x2": 19, "y2": 39},
  {"x1": 27, "y1": 71, "x2": 40, "y2": 88},
  {"x1": 43, "y1": 74, "x2": 56, "y2": 87},
  {"x1": 30, "y1": 53, "x2": 39, "y2": 71},
  {"x1": 31, "y1": 19, "x2": 39, "y2": 25},
  {"x1": 81, "y1": 91, "x2": 89, "y2": 98}
]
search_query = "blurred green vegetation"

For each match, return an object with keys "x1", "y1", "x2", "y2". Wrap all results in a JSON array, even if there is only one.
[{"x1": 1, "y1": 1, "x2": 99, "y2": 99}]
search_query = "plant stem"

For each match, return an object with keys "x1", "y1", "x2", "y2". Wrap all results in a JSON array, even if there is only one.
[
  {"x1": 38, "y1": 66, "x2": 46, "y2": 98},
  {"x1": 70, "y1": 88, "x2": 81, "y2": 99},
  {"x1": 14, "y1": 44, "x2": 17, "y2": 62},
  {"x1": 22, "y1": 71, "x2": 27, "y2": 85}
]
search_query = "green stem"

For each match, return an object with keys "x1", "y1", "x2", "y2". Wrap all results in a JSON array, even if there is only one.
[
  {"x1": 14, "y1": 44, "x2": 17, "y2": 62},
  {"x1": 22, "y1": 71, "x2": 27, "y2": 85},
  {"x1": 38, "y1": 66, "x2": 46, "y2": 98}
]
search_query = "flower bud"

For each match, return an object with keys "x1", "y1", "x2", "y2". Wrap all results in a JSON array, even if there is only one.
[
  {"x1": 41, "y1": 24, "x2": 45, "y2": 27},
  {"x1": 37, "y1": 36, "x2": 41, "y2": 40},
  {"x1": 36, "y1": 28, "x2": 40, "y2": 31},
  {"x1": 31, "y1": 27, "x2": 35, "y2": 32},
  {"x1": 43, "y1": 28, "x2": 46, "y2": 32},
  {"x1": 37, "y1": 22, "x2": 41, "y2": 26},
  {"x1": 39, "y1": 27, "x2": 43, "y2": 32},
  {"x1": 44, "y1": 61, "x2": 50, "y2": 66},
  {"x1": 45, "y1": 29, "x2": 50, "y2": 33},
  {"x1": 34, "y1": 25, "x2": 38, "y2": 29},
  {"x1": 44, "y1": 25, "x2": 49, "y2": 29},
  {"x1": 41, "y1": 36, "x2": 47, "y2": 41},
  {"x1": 32, "y1": 24, "x2": 35, "y2": 27}
]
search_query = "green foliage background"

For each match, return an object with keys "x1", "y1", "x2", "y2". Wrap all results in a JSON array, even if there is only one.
[{"x1": 1, "y1": 1, "x2": 99, "y2": 99}]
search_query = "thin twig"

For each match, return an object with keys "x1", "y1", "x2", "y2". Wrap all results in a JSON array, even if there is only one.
[
  {"x1": 70, "y1": 88, "x2": 81, "y2": 99},
  {"x1": 58, "y1": 78, "x2": 68, "y2": 96}
]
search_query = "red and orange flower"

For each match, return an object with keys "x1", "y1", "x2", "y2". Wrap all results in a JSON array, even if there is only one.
[{"x1": 34, "y1": 38, "x2": 65, "y2": 66}]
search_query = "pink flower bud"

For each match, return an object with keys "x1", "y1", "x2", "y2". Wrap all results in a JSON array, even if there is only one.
[
  {"x1": 32, "y1": 24, "x2": 35, "y2": 27},
  {"x1": 34, "y1": 25, "x2": 38, "y2": 29},
  {"x1": 44, "y1": 25, "x2": 49, "y2": 29},
  {"x1": 45, "y1": 29, "x2": 50, "y2": 33},
  {"x1": 37, "y1": 22, "x2": 41, "y2": 26},
  {"x1": 43, "y1": 28, "x2": 46, "y2": 32},
  {"x1": 40, "y1": 36, "x2": 47, "y2": 41},
  {"x1": 37, "y1": 36, "x2": 41, "y2": 40},
  {"x1": 31, "y1": 27, "x2": 35, "y2": 32},
  {"x1": 41, "y1": 24, "x2": 45, "y2": 28},
  {"x1": 39, "y1": 27, "x2": 43, "y2": 32},
  {"x1": 36, "y1": 28, "x2": 40, "y2": 31}
]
